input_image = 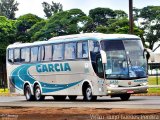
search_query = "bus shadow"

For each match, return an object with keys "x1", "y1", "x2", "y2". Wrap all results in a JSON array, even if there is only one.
[{"x1": 21, "y1": 98, "x2": 145, "y2": 103}]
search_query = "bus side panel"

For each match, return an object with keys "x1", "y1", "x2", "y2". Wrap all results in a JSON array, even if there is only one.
[
  {"x1": 7, "y1": 64, "x2": 24, "y2": 95},
  {"x1": 7, "y1": 60, "x2": 107, "y2": 96}
]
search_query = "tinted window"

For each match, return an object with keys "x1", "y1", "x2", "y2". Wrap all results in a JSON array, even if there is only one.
[
  {"x1": 89, "y1": 41, "x2": 100, "y2": 53},
  {"x1": 8, "y1": 49, "x2": 14, "y2": 63},
  {"x1": 31, "y1": 46, "x2": 39, "y2": 62},
  {"x1": 77, "y1": 41, "x2": 88, "y2": 58},
  {"x1": 53, "y1": 44, "x2": 64, "y2": 60},
  {"x1": 65, "y1": 42, "x2": 76, "y2": 59},
  {"x1": 38, "y1": 46, "x2": 41, "y2": 61},
  {"x1": 41, "y1": 45, "x2": 52, "y2": 61},
  {"x1": 21, "y1": 48, "x2": 30, "y2": 62},
  {"x1": 89, "y1": 41, "x2": 100, "y2": 73},
  {"x1": 14, "y1": 48, "x2": 20, "y2": 62},
  {"x1": 101, "y1": 40, "x2": 125, "y2": 51}
]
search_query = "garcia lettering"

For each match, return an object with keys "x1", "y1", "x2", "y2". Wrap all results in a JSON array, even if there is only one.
[{"x1": 36, "y1": 63, "x2": 71, "y2": 73}]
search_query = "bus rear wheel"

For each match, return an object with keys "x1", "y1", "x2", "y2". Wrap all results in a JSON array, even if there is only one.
[
  {"x1": 53, "y1": 96, "x2": 66, "y2": 101},
  {"x1": 120, "y1": 94, "x2": 131, "y2": 101},
  {"x1": 68, "y1": 96, "x2": 77, "y2": 101},
  {"x1": 24, "y1": 85, "x2": 35, "y2": 101},
  {"x1": 34, "y1": 85, "x2": 45, "y2": 101}
]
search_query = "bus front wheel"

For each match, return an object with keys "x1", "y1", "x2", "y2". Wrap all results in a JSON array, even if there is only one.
[
  {"x1": 83, "y1": 85, "x2": 97, "y2": 101},
  {"x1": 34, "y1": 85, "x2": 45, "y2": 101},
  {"x1": 120, "y1": 94, "x2": 131, "y2": 101},
  {"x1": 24, "y1": 85, "x2": 35, "y2": 101}
]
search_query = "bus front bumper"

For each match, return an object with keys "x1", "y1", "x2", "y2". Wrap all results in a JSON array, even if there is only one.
[{"x1": 106, "y1": 86, "x2": 148, "y2": 95}]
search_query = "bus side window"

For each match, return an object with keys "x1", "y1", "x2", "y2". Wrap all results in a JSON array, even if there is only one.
[
  {"x1": 8, "y1": 49, "x2": 14, "y2": 63},
  {"x1": 14, "y1": 48, "x2": 20, "y2": 62},
  {"x1": 53, "y1": 44, "x2": 64, "y2": 60},
  {"x1": 65, "y1": 42, "x2": 76, "y2": 59},
  {"x1": 21, "y1": 48, "x2": 30, "y2": 62},
  {"x1": 31, "y1": 46, "x2": 39, "y2": 62},
  {"x1": 82, "y1": 42, "x2": 88, "y2": 58},
  {"x1": 77, "y1": 42, "x2": 82, "y2": 58},
  {"x1": 77, "y1": 41, "x2": 88, "y2": 59},
  {"x1": 41, "y1": 45, "x2": 52, "y2": 61}
]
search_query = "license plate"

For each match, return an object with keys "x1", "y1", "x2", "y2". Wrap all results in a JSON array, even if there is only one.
[{"x1": 127, "y1": 90, "x2": 134, "y2": 93}]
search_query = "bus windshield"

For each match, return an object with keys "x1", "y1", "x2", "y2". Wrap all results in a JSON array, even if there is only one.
[{"x1": 101, "y1": 39, "x2": 147, "y2": 79}]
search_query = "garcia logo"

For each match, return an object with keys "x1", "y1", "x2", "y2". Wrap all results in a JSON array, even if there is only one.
[{"x1": 36, "y1": 63, "x2": 71, "y2": 73}]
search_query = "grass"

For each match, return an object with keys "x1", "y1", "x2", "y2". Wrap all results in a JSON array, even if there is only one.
[
  {"x1": 147, "y1": 76, "x2": 160, "y2": 94},
  {"x1": 148, "y1": 76, "x2": 160, "y2": 85},
  {"x1": 0, "y1": 88, "x2": 9, "y2": 95},
  {"x1": 148, "y1": 88, "x2": 160, "y2": 94}
]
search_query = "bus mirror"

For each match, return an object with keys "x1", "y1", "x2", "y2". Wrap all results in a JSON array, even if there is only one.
[
  {"x1": 144, "y1": 48, "x2": 155, "y2": 62},
  {"x1": 100, "y1": 50, "x2": 107, "y2": 64},
  {"x1": 150, "y1": 52, "x2": 155, "y2": 62}
]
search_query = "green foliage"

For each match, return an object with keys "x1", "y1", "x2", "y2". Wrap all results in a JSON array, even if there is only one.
[
  {"x1": 15, "y1": 14, "x2": 43, "y2": 42},
  {"x1": 0, "y1": 0, "x2": 19, "y2": 19},
  {"x1": 89, "y1": 7, "x2": 116, "y2": 26},
  {"x1": 107, "y1": 18, "x2": 129, "y2": 33},
  {"x1": 134, "y1": 6, "x2": 160, "y2": 50},
  {"x1": 140, "y1": 6, "x2": 160, "y2": 21},
  {"x1": 0, "y1": 89, "x2": 9, "y2": 94},
  {"x1": 96, "y1": 18, "x2": 144, "y2": 37},
  {"x1": 42, "y1": 1, "x2": 63, "y2": 18},
  {"x1": 28, "y1": 20, "x2": 47, "y2": 42},
  {"x1": 33, "y1": 9, "x2": 92, "y2": 41},
  {"x1": 114, "y1": 10, "x2": 128, "y2": 19},
  {"x1": 96, "y1": 25, "x2": 108, "y2": 33},
  {"x1": 148, "y1": 76, "x2": 160, "y2": 85},
  {"x1": 0, "y1": 16, "x2": 16, "y2": 62}
]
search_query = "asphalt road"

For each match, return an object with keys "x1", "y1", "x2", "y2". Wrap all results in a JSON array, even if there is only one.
[{"x1": 0, "y1": 96, "x2": 159, "y2": 109}]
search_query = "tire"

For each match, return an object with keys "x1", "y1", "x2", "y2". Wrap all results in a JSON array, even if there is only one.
[
  {"x1": 53, "y1": 96, "x2": 66, "y2": 101},
  {"x1": 24, "y1": 85, "x2": 35, "y2": 101},
  {"x1": 120, "y1": 94, "x2": 131, "y2": 101},
  {"x1": 83, "y1": 85, "x2": 96, "y2": 101},
  {"x1": 34, "y1": 85, "x2": 45, "y2": 101},
  {"x1": 68, "y1": 96, "x2": 77, "y2": 101}
]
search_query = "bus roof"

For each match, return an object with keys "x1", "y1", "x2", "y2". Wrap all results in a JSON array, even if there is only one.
[{"x1": 7, "y1": 33, "x2": 140, "y2": 49}]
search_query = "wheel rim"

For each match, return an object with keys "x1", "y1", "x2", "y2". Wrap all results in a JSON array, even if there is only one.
[
  {"x1": 86, "y1": 87, "x2": 92, "y2": 100},
  {"x1": 35, "y1": 88, "x2": 41, "y2": 100}
]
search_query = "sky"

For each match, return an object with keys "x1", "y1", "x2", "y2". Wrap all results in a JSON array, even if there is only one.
[{"x1": 15, "y1": 0, "x2": 160, "y2": 18}]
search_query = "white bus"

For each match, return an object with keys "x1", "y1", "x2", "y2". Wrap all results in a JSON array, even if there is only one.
[{"x1": 7, "y1": 33, "x2": 148, "y2": 101}]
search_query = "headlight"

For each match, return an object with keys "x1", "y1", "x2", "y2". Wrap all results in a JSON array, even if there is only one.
[{"x1": 140, "y1": 82, "x2": 148, "y2": 86}]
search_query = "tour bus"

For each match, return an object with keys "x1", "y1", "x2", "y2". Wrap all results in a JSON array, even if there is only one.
[{"x1": 7, "y1": 33, "x2": 148, "y2": 101}]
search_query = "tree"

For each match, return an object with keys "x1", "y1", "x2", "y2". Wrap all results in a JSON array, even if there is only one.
[
  {"x1": 0, "y1": 0, "x2": 19, "y2": 19},
  {"x1": 42, "y1": 1, "x2": 63, "y2": 18},
  {"x1": 114, "y1": 10, "x2": 128, "y2": 19},
  {"x1": 28, "y1": 20, "x2": 47, "y2": 42},
  {"x1": 134, "y1": 6, "x2": 160, "y2": 49},
  {"x1": 89, "y1": 7, "x2": 116, "y2": 26},
  {"x1": 16, "y1": 14, "x2": 43, "y2": 42},
  {"x1": 96, "y1": 18, "x2": 143, "y2": 37},
  {"x1": 33, "y1": 9, "x2": 92, "y2": 41},
  {"x1": 0, "y1": 16, "x2": 16, "y2": 63}
]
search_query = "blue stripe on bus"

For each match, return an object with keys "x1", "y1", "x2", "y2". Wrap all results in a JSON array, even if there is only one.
[{"x1": 10, "y1": 64, "x2": 81, "y2": 93}]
